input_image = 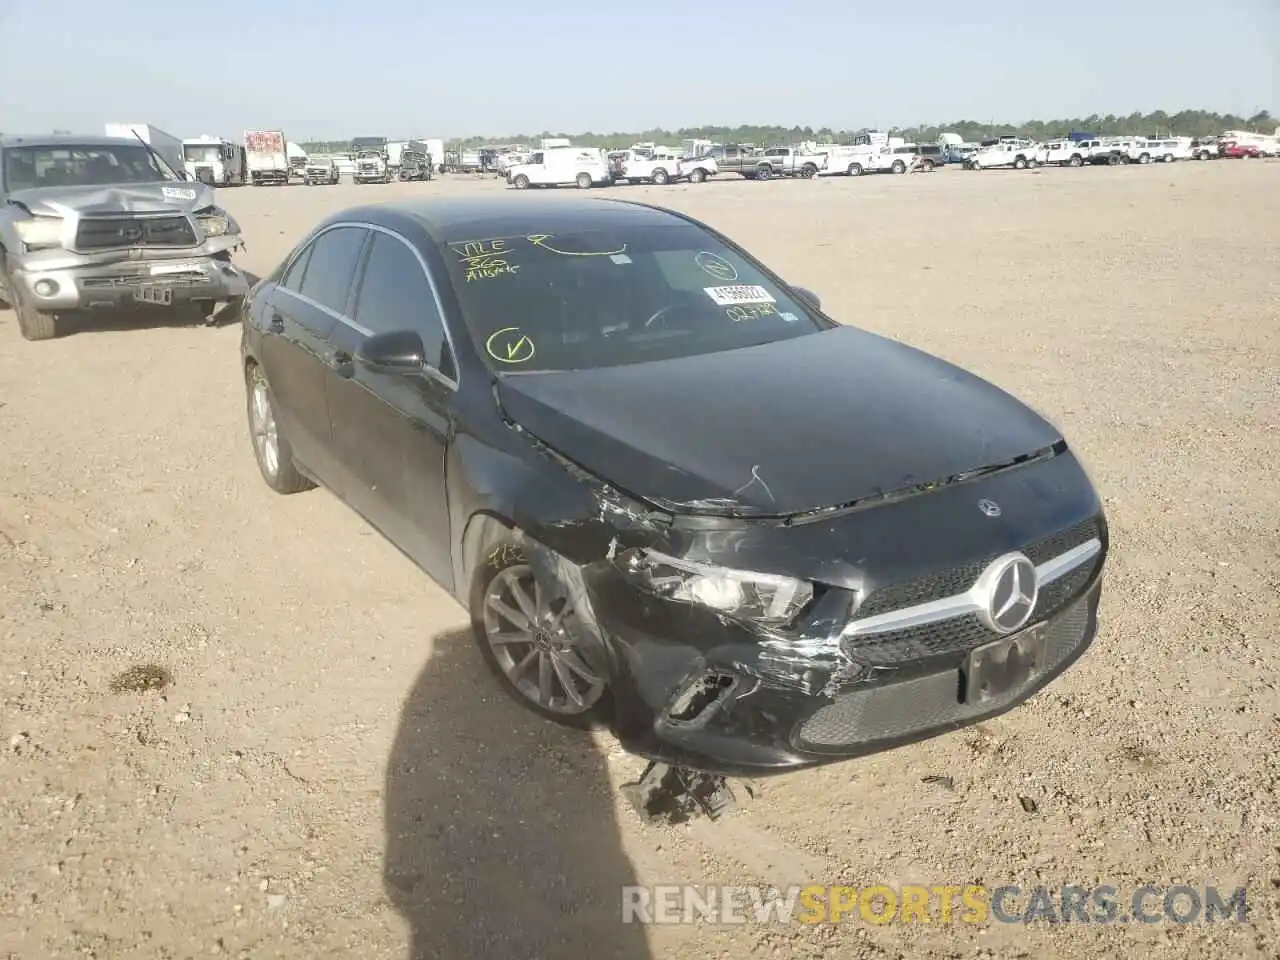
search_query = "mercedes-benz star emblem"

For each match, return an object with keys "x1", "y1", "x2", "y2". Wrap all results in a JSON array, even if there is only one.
[
  {"x1": 978, "y1": 498, "x2": 1002, "y2": 518},
  {"x1": 974, "y1": 553, "x2": 1039, "y2": 634}
]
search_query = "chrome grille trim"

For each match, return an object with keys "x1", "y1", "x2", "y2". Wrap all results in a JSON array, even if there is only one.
[{"x1": 842, "y1": 538, "x2": 1101, "y2": 639}]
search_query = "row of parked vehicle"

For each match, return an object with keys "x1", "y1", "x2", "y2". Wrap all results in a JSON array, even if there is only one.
[{"x1": 965, "y1": 133, "x2": 1276, "y2": 170}]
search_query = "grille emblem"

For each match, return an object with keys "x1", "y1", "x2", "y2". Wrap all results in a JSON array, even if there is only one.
[
  {"x1": 978, "y1": 498, "x2": 1002, "y2": 517},
  {"x1": 974, "y1": 554, "x2": 1039, "y2": 634},
  {"x1": 121, "y1": 223, "x2": 143, "y2": 242}
]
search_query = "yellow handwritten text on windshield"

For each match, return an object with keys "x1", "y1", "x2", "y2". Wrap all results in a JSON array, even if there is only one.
[
  {"x1": 725, "y1": 303, "x2": 777, "y2": 322},
  {"x1": 526, "y1": 234, "x2": 628, "y2": 257},
  {"x1": 451, "y1": 238, "x2": 520, "y2": 282}
]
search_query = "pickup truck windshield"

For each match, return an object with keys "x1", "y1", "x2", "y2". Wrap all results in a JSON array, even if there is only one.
[
  {"x1": 3, "y1": 144, "x2": 171, "y2": 191},
  {"x1": 442, "y1": 225, "x2": 825, "y2": 373}
]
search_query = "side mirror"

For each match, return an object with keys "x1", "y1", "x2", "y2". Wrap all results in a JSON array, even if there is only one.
[
  {"x1": 791, "y1": 286, "x2": 821, "y2": 311},
  {"x1": 357, "y1": 329, "x2": 425, "y2": 374}
]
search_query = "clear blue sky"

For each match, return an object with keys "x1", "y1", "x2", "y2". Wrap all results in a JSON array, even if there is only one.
[{"x1": 1, "y1": 0, "x2": 1274, "y2": 140}]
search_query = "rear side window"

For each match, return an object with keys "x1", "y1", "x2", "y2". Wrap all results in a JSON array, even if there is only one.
[
  {"x1": 352, "y1": 232, "x2": 449, "y2": 374},
  {"x1": 279, "y1": 245, "x2": 312, "y2": 291},
  {"x1": 298, "y1": 226, "x2": 367, "y2": 314}
]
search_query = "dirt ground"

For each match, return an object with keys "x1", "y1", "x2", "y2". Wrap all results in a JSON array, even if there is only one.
[{"x1": 1, "y1": 161, "x2": 1277, "y2": 960}]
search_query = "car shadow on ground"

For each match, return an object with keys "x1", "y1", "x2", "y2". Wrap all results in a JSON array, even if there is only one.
[{"x1": 384, "y1": 628, "x2": 651, "y2": 960}]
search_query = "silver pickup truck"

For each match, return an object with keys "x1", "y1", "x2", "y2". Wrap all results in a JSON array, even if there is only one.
[
  {"x1": 710, "y1": 144, "x2": 827, "y2": 180},
  {"x1": 0, "y1": 134, "x2": 249, "y2": 340}
]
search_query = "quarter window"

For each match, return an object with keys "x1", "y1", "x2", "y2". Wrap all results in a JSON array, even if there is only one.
[
  {"x1": 298, "y1": 226, "x2": 367, "y2": 314},
  {"x1": 279, "y1": 245, "x2": 312, "y2": 291},
  {"x1": 352, "y1": 232, "x2": 449, "y2": 374}
]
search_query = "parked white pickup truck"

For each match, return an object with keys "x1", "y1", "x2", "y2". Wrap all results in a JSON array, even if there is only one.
[
  {"x1": 967, "y1": 139, "x2": 1045, "y2": 170},
  {"x1": 825, "y1": 145, "x2": 911, "y2": 176},
  {"x1": 611, "y1": 150, "x2": 718, "y2": 184}
]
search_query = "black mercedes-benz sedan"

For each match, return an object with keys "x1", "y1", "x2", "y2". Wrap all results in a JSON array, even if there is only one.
[{"x1": 240, "y1": 194, "x2": 1107, "y2": 778}]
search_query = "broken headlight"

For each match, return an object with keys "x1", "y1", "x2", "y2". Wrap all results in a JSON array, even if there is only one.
[
  {"x1": 618, "y1": 547, "x2": 812, "y2": 625},
  {"x1": 14, "y1": 216, "x2": 65, "y2": 250},
  {"x1": 195, "y1": 207, "x2": 237, "y2": 237}
]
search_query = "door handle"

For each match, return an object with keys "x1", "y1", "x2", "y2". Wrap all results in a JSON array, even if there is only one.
[
  {"x1": 267, "y1": 310, "x2": 284, "y2": 332},
  {"x1": 327, "y1": 350, "x2": 354, "y2": 377}
]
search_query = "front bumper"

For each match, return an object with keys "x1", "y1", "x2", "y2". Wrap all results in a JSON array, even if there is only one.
[
  {"x1": 12, "y1": 250, "x2": 250, "y2": 312},
  {"x1": 599, "y1": 574, "x2": 1102, "y2": 777}
]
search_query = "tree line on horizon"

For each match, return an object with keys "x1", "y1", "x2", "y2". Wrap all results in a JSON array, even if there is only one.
[{"x1": 298, "y1": 108, "x2": 1274, "y2": 154}]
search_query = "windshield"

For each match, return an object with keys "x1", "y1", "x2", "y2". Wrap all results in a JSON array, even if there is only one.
[
  {"x1": 184, "y1": 145, "x2": 221, "y2": 163},
  {"x1": 3, "y1": 143, "x2": 173, "y2": 191},
  {"x1": 442, "y1": 225, "x2": 826, "y2": 373}
]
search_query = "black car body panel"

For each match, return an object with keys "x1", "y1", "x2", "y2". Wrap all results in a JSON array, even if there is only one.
[
  {"x1": 241, "y1": 195, "x2": 1108, "y2": 777},
  {"x1": 494, "y1": 326, "x2": 1063, "y2": 516}
]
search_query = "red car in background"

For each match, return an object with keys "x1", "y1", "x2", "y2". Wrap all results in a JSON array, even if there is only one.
[{"x1": 1218, "y1": 140, "x2": 1262, "y2": 158}]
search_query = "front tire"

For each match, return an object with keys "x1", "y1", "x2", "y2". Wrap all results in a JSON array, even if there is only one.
[
  {"x1": 4, "y1": 262, "x2": 58, "y2": 341},
  {"x1": 891, "y1": 160, "x2": 906, "y2": 174},
  {"x1": 689, "y1": 167, "x2": 707, "y2": 184},
  {"x1": 470, "y1": 536, "x2": 611, "y2": 729},
  {"x1": 847, "y1": 162, "x2": 863, "y2": 176},
  {"x1": 513, "y1": 174, "x2": 530, "y2": 189},
  {"x1": 575, "y1": 172, "x2": 592, "y2": 189},
  {"x1": 245, "y1": 364, "x2": 313, "y2": 494}
]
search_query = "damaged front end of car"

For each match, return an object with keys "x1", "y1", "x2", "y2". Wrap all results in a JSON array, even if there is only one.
[
  {"x1": 460, "y1": 408, "x2": 1107, "y2": 823},
  {"x1": 4, "y1": 181, "x2": 250, "y2": 323}
]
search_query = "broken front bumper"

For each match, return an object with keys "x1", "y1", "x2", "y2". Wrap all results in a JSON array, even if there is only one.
[
  {"x1": 12, "y1": 246, "x2": 250, "y2": 312},
  {"x1": 594, "y1": 575, "x2": 1101, "y2": 777}
]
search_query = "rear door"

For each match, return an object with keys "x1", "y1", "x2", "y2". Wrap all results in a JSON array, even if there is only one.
[
  {"x1": 324, "y1": 228, "x2": 457, "y2": 589},
  {"x1": 257, "y1": 225, "x2": 367, "y2": 486}
]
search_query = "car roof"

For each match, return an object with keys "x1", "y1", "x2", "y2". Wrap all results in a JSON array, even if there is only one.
[
  {"x1": 0, "y1": 134, "x2": 140, "y2": 149},
  {"x1": 322, "y1": 195, "x2": 688, "y2": 246}
]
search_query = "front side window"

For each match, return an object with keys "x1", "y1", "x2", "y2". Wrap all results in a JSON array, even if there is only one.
[
  {"x1": 352, "y1": 232, "x2": 448, "y2": 372},
  {"x1": 441, "y1": 225, "x2": 826, "y2": 373}
]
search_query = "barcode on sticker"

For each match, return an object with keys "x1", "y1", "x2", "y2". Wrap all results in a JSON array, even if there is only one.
[{"x1": 704, "y1": 285, "x2": 775, "y2": 306}]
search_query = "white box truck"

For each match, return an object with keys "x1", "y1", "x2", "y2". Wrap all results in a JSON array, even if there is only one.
[
  {"x1": 244, "y1": 130, "x2": 290, "y2": 186},
  {"x1": 103, "y1": 122, "x2": 184, "y2": 176}
]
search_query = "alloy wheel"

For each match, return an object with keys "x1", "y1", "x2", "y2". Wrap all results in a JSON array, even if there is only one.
[
  {"x1": 481, "y1": 564, "x2": 605, "y2": 715},
  {"x1": 249, "y1": 375, "x2": 280, "y2": 478}
]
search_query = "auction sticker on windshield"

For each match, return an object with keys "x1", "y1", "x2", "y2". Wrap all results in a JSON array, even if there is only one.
[{"x1": 703, "y1": 285, "x2": 776, "y2": 306}]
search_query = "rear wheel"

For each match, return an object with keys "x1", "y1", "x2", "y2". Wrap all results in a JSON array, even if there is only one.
[
  {"x1": 800, "y1": 163, "x2": 818, "y2": 178},
  {"x1": 1139, "y1": 153, "x2": 1151, "y2": 164},
  {"x1": 756, "y1": 165, "x2": 773, "y2": 181},
  {"x1": 689, "y1": 167, "x2": 707, "y2": 183},
  {"x1": 920, "y1": 159, "x2": 934, "y2": 172},
  {"x1": 847, "y1": 162, "x2": 863, "y2": 176},
  {"x1": 1013, "y1": 157, "x2": 1027, "y2": 170},
  {"x1": 513, "y1": 174, "x2": 530, "y2": 189},
  {"x1": 1026, "y1": 158, "x2": 1038, "y2": 168},
  {"x1": 575, "y1": 172, "x2": 592, "y2": 189},
  {"x1": 470, "y1": 537, "x2": 611, "y2": 729},
  {"x1": 1163, "y1": 154, "x2": 1174, "y2": 163},
  {"x1": 1069, "y1": 155, "x2": 1083, "y2": 167},
  {"x1": 245, "y1": 364, "x2": 313, "y2": 494},
  {"x1": 651, "y1": 168, "x2": 669, "y2": 185},
  {"x1": 891, "y1": 160, "x2": 906, "y2": 174}
]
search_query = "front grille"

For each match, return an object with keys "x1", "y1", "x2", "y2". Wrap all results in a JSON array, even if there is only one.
[
  {"x1": 81, "y1": 271, "x2": 206, "y2": 288},
  {"x1": 842, "y1": 517, "x2": 1102, "y2": 666},
  {"x1": 798, "y1": 592, "x2": 1093, "y2": 750},
  {"x1": 852, "y1": 518, "x2": 1100, "y2": 621},
  {"x1": 75, "y1": 215, "x2": 197, "y2": 251}
]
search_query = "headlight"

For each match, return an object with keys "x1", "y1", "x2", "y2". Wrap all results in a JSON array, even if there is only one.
[
  {"x1": 196, "y1": 208, "x2": 236, "y2": 237},
  {"x1": 14, "y1": 216, "x2": 65, "y2": 249},
  {"x1": 617, "y1": 547, "x2": 812, "y2": 625}
]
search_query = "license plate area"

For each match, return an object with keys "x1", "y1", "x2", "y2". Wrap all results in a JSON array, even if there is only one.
[
  {"x1": 964, "y1": 624, "x2": 1048, "y2": 705},
  {"x1": 134, "y1": 284, "x2": 174, "y2": 305}
]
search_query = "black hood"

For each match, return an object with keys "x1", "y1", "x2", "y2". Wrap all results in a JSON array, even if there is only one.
[{"x1": 496, "y1": 326, "x2": 1063, "y2": 517}]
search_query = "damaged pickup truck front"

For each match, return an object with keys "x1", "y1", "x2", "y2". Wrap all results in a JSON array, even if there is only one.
[
  {"x1": 241, "y1": 195, "x2": 1108, "y2": 820},
  {"x1": 0, "y1": 134, "x2": 249, "y2": 340}
]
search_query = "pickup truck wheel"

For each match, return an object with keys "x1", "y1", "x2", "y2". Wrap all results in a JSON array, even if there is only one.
[
  {"x1": 800, "y1": 163, "x2": 818, "y2": 178},
  {"x1": 575, "y1": 173, "x2": 592, "y2": 189},
  {"x1": 1026, "y1": 158, "x2": 1039, "y2": 168},
  {"x1": 847, "y1": 162, "x2": 863, "y2": 176},
  {"x1": 1163, "y1": 154, "x2": 1174, "y2": 163},
  {"x1": 513, "y1": 174, "x2": 530, "y2": 189},
  {"x1": 4, "y1": 261, "x2": 59, "y2": 341},
  {"x1": 651, "y1": 168, "x2": 669, "y2": 185},
  {"x1": 1069, "y1": 155, "x2": 1083, "y2": 167},
  {"x1": 756, "y1": 165, "x2": 772, "y2": 181},
  {"x1": 1013, "y1": 157, "x2": 1027, "y2": 170},
  {"x1": 891, "y1": 160, "x2": 906, "y2": 174},
  {"x1": 1138, "y1": 153, "x2": 1150, "y2": 164},
  {"x1": 689, "y1": 168, "x2": 707, "y2": 184},
  {"x1": 920, "y1": 159, "x2": 934, "y2": 172}
]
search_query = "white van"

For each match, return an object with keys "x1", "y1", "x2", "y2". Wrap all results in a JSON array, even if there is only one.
[{"x1": 506, "y1": 146, "x2": 611, "y2": 189}]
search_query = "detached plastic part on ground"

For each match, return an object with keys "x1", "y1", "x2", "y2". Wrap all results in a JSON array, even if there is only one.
[{"x1": 620, "y1": 761, "x2": 752, "y2": 824}]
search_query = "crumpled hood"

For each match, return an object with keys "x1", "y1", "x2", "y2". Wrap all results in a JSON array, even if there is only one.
[
  {"x1": 8, "y1": 181, "x2": 216, "y2": 217},
  {"x1": 497, "y1": 326, "x2": 1064, "y2": 517}
]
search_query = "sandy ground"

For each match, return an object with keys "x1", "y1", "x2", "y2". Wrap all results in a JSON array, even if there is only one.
[{"x1": 1, "y1": 161, "x2": 1277, "y2": 960}]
